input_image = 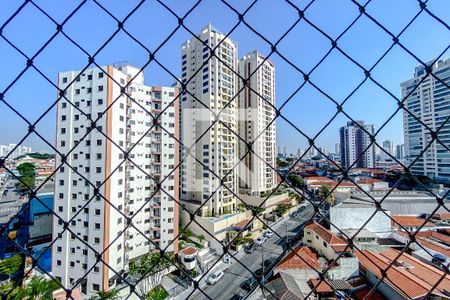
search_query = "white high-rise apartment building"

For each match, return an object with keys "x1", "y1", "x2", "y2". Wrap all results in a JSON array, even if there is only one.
[
  {"x1": 0, "y1": 144, "x2": 32, "y2": 159},
  {"x1": 381, "y1": 140, "x2": 394, "y2": 161},
  {"x1": 180, "y1": 24, "x2": 238, "y2": 216},
  {"x1": 53, "y1": 64, "x2": 179, "y2": 296},
  {"x1": 238, "y1": 51, "x2": 276, "y2": 196},
  {"x1": 401, "y1": 59, "x2": 450, "y2": 182},
  {"x1": 339, "y1": 121, "x2": 375, "y2": 169}
]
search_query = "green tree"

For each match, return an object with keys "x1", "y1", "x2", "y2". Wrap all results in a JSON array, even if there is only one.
[
  {"x1": 89, "y1": 288, "x2": 119, "y2": 300},
  {"x1": 197, "y1": 234, "x2": 205, "y2": 245},
  {"x1": 0, "y1": 255, "x2": 23, "y2": 278},
  {"x1": 0, "y1": 280, "x2": 25, "y2": 300},
  {"x1": 275, "y1": 204, "x2": 291, "y2": 216},
  {"x1": 276, "y1": 157, "x2": 289, "y2": 168},
  {"x1": 16, "y1": 162, "x2": 36, "y2": 194},
  {"x1": 129, "y1": 253, "x2": 172, "y2": 297},
  {"x1": 25, "y1": 276, "x2": 60, "y2": 300},
  {"x1": 287, "y1": 174, "x2": 303, "y2": 187},
  {"x1": 319, "y1": 184, "x2": 331, "y2": 199}
]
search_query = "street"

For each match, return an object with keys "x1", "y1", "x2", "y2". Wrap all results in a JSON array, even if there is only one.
[{"x1": 189, "y1": 203, "x2": 314, "y2": 300}]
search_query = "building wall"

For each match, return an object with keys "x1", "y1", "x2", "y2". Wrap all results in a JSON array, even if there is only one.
[
  {"x1": 303, "y1": 229, "x2": 337, "y2": 260},
  {"x1": 401, "y1": 59, "x2": 450, "y2": 181},
  {"x1": 53, "y1": 65, "x2": 178, "y2": 296},
  {"x1": 340, "y1": 121, "x2": 375, "y2": 169},
  {"x1": 238, "y1": 51, "x2": 276, "y2": 196},
  {"x1": 180, "y1": 24, "x2": 239, "y2": 216}
]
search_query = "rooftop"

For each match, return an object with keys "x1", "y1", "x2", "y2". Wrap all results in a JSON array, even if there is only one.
[
  {"x1": 356, "y1": 248, "x2": 450, "y2": 299},
  {"x1": 275, "y1": 246, "x2": 320, "y2": 270},
  {"x1": 391, "y1": 215, "x2": 435, "y2": 228},
  {"x1": 305, "y1": 222, "x2": 348, "y2": 246}
]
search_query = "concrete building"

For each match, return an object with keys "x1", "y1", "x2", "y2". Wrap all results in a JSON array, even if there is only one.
[
  {"x1": 0, "y1": 144, "x2": 32, "y2": 159},
  {"x1": 339, "y1": 121, "x2": 375, "y2": 169},
  {"x1": 53, "y1": 64, "x2": 179, "y2": 296},
  {"x1": 401, "y1": 59, "x2": 450, "y2": 182},
  {"x1": 180, "y1": 24, "x2": 238, "y2": 217},
  {"x1": 334, "y1": 143, "x2": 340, "y2": 157},
  {"x1": 381, "y1": 140, "x2": 394, "y2": 161},
  {"x1": 238, "y1": 51, "x2": 276, "y2": 196},
  {"x1": 395, "y1": 144, "x2": 404, "y2": 160}
]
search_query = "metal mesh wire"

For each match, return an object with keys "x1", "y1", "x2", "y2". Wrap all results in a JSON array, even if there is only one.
[{"x1": 0, "y1": 0, "x2": 449, "y2": 299}]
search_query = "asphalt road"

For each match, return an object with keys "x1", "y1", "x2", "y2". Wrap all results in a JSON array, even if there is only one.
[{"x1": 190, "y1": 203, "x2": 315, "y2": 300}]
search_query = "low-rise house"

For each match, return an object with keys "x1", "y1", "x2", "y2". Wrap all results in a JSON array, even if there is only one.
[
  {"x1": 265, "y1": 272, "x2": 305, "y2": 300},
  {"x1": 303, "y1": 223, "x2": 350, "y2": 260},
  {"x1": 304, "y1": 176, "x2": 333, "y2": 185},
  {"x1": 356, "y1": 248, "x2": 450, "y2": 299}
]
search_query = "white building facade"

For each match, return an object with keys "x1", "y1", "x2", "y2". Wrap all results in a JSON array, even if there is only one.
[
  {"x1": 401, "y1": 59, "x2": 450, "y2": 181},
  {"x1": 180, "y1": 24, "x2": 239, "y2": 216},
  {"x1": 0, "y1": 144, "x2": 32, "y2": 159},
  {"x1": 238, "y1": 51, "x2": 276, "y2": 196},
  {"x1": 53, "y1": 64, "x2": 179, "y2": 296}
]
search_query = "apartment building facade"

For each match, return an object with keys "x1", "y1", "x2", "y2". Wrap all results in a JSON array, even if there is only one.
[
  {"x1": 401, "y1": 59, "x2": 450, "y2": 181},
  {"x1": 180, "y1": 24, "x2": 239, "y2": 216},
  {"x1": 339, "y1": 121, "x2": 375, "y2": 169},
  {"x1": 53, "y1": 64, "x2": 179, "y2": 296},
  {"x1": 237, "y1": 51, "x2": 277, "y2": 196}
]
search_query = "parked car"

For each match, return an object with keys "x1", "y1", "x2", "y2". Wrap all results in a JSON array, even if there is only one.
[
  {"x1": 241, "y1": 277, "x2": 258, "y2": 290},
  {"x1": 261, "y1": 258, "x2": 277, "y2": 269},
  {"x1": 264, "y1": 230, "x2": 274, "y2": 238},
  {"x1": 244, "y1": 242, "x2": 257, "y2": 254},
  {"x1": 255, "y1": 235, "x2": 267, "y2": 245},
  {"x1": 206, "y1": 270, "x2": 224, "y2": 285}
]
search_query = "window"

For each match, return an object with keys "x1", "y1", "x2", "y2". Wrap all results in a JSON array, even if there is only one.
[
  {"x1": 97, "y1": 99, "x2": 103, "y2": 105},
  {"x1": 87, "y1": 74, "x2": 92, "y2": 80},
  {"x1": 62, "y1": 77, "x2": 68, "y2": 83},
  {"x1": 92, "y1": 284, "x2": 100, "y2": 292},
  {"x1": 95, "y1": 223, "x2": 101, "y2": 230},
  {"x1": 61, "y1": 128, "x2": 66, "y2": 134},
  {"x1": 98, "y1": 72, "x2": 104, "y2": 78},
  {"x1": 75, "y1": 89, "x2": 80, "y2": 95},
  {"x1": 61, "y1": 115, "x2": 66, "y2": 121},
  {"x1": 94, "y1": 237, "x2": 100, "y2": 244},
  {"x1": 98, "y1": 85, "x2": 104, "y2": 92},
  {"x1": 96, "y1": 167, "x2": 101, "y2": 173},
  {"x1": 97, "y1": 139, "x2": 102, "y2": 146},
  {"x1": 57, "y1": 246, "x2": 62, "y2": 252},
  {"x1": 95, "y1": 209, "x2": 101, "y2": 215},
  {"x1": 87, "y1": 87, "x2": 92, "y2": 93}
]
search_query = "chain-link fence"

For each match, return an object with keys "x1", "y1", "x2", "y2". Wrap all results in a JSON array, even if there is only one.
[{"x1": 0, "y1": 0, "x2": 449, "y2": 299}]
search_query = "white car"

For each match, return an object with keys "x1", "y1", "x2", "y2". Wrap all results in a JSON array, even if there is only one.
[
  {"x1": 206, "y1": 270, "x2": 224, "y2": 285},
  {"x1": 264, "y1": 230, "x2": 274, "y2": 238},
  {"x1": 256, "y1": 235, "x2": 267, "y2": 245}
]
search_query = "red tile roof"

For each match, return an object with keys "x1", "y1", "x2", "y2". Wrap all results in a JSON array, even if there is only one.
[
  {"x1": 276, "y1": 246, "x2": 320, "y2": 270},
  {"x1": 305, "y1": 223, "x2": 347, "y2": 246},
  {"x1": 433, "y1": 213, "x2": 450, "y2": 221},
  {"x1": 180, "y1": 247, "x2": 197, "y2": 256},
  {"x1": 352, "y1": 286, "x2": 383, "y2": 300},
  {"x1": 308, "y1": 279, "x2": 333, "y2": 293},
  {"x1": 356, "y1": 248, "x2": 450, "y2": 299},
  {"x1": 304, "y1": 176, "x2": 332, "y2": 182},
  {"x1": 391, "y1": 215, "x2": 435, "y2": 228},
  {"x1": 357, "y1": 179, "x2": 382, "y2": 184}
]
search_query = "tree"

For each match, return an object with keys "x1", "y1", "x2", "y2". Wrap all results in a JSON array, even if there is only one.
[
  {"x1": 25, "y1": 276, "x2": 60, "y2": 300},
  {"x1": 0, "y1": 280, "x2": 25, "y2": 300},
  {"x1": 0, "y1": 255, "x2": 23, "y2": 278},
  {"x1": 197, "y1": 234, "x2": 205, "y2": 245},
  {"x1": 89, "y1": 289, "x2": 119, "y2": 300},
  {"x1": 287, "y1": 174, "x2": 303, "y2": 187},
  {"x1": 129, "y1": 253, "x2": 172, "y2": 297},
  {"x1": 275, "y1": 204, "x2": 291, "y2": 216},
  {"x1": 276, "y1": 157, "x2": 289, "y2": 168},
  {"x1": 181, "y1": 228, "x2": 193, "y2": 241},
  {"x1": 319, "y1": 184, "x2": 331, "y2": 199},
  {"x1": 16, "y1": 162, "x2": 36, "y2": 194}
]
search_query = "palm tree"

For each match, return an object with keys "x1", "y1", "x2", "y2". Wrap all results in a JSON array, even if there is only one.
[{"x1": 197, "y1": 234, "x2": 205, "y2": 246}]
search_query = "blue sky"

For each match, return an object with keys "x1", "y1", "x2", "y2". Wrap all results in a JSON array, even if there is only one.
[{"x1": 0, "y1": 0, "x2": 449, "y2": 153}]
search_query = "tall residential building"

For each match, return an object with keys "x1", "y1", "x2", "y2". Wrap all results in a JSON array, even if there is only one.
[
  {"x1": 401, "y1": 59, "x2": 450, "y2": 181},
  {"x1": 180, "y1": 24, "x2": 238, "y2": 216},
  {"x1": 53, "y1": 64, "x2": 179, "y2": 296},
  {"x1": 0, "y1": 144, "x2": 32, "y2": 159},
  {"x1": 396, "y1": 144, "x2": 404, "y2": 160},
  {"x1": 381, "y1": 140, "x2": 394, "y2": 161},
  {"x1": 238, "y1": 51, "x2": 276, "y2": 196},
  {"x1": 339, "y1": 121, "x2": 375, "y2": 169}
]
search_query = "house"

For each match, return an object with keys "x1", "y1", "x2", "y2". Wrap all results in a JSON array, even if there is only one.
[
  {"x1": 431, "y1": 213, "x2": 450, "y2": 225},
  {"x1": 356, "y1": 248, "x2": 450, "y2": 299},
  {"x1": 303, "y1": 223, "x2": 350, "y2": 260},
  {"x1": 304, "y1": 176, "x2": 333, "y2": 185},
  {"x1": 391, "y1": 215, "x2": 436, "y2": 232}
]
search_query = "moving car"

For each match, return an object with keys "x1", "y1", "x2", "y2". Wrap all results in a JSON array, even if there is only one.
[{"x1": 206, "y1": 270, "x2": 224, "y2": 285}]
